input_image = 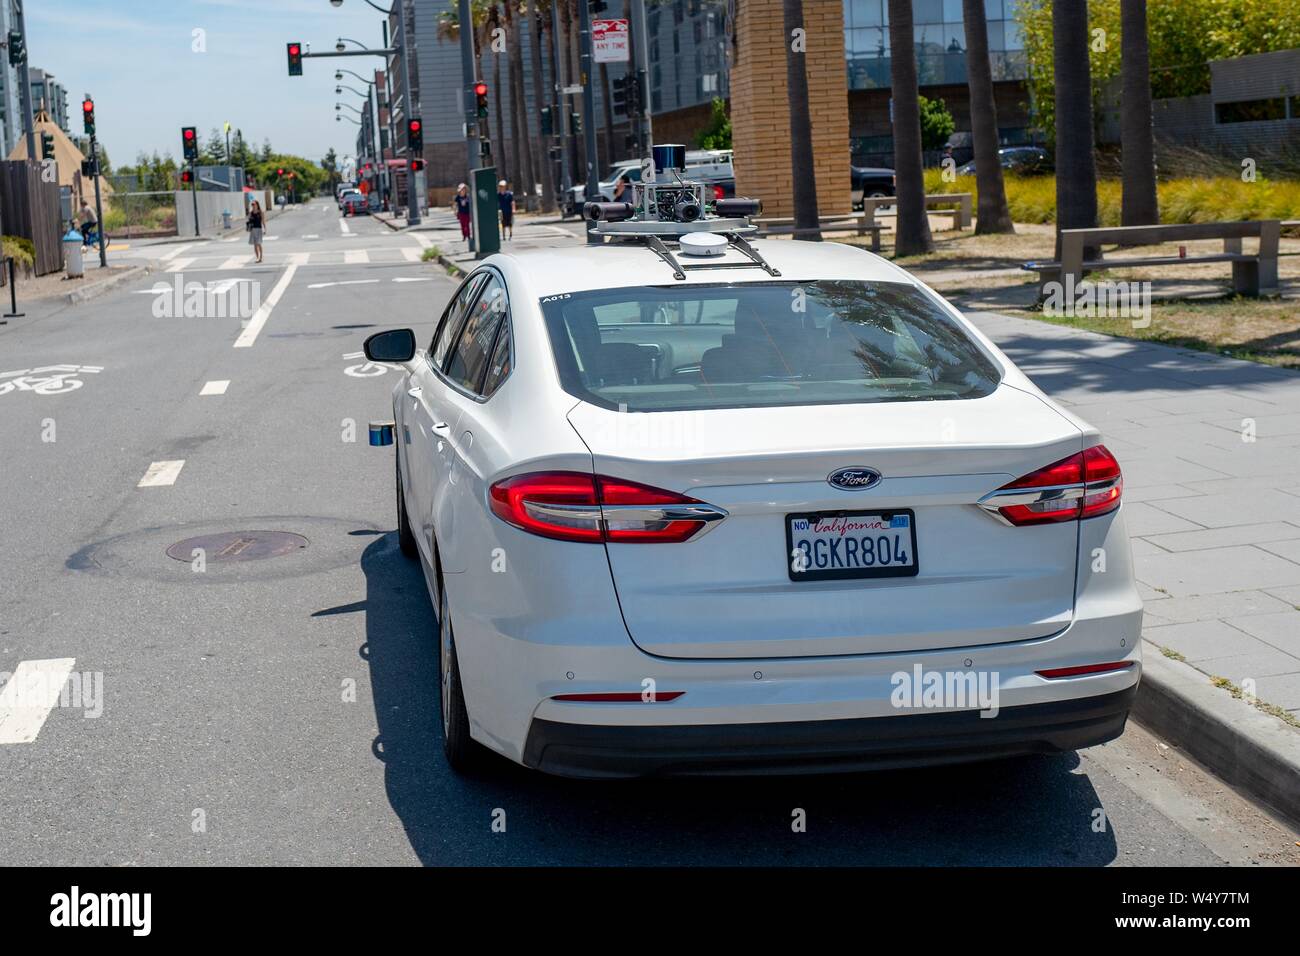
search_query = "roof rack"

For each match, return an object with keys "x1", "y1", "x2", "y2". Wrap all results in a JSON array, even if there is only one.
[{"x1": 611, "y1": 230, "x2": 781, "y2": 282}]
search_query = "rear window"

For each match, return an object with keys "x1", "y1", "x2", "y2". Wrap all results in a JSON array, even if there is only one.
[{"x1": 539, "y1": 281, "x2": 1001, "y2": 412}]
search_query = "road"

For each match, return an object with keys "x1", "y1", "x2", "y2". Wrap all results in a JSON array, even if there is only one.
[{"x1": 0, "y1": 202, "x2": 1296, "y2": 866}]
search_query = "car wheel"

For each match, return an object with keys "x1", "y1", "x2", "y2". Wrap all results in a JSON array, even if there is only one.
[
  {"x1": 395, "y1": 445, "x2": 417, "y2": 560},
  {"x1": 438, "y1": 566, "x2": 478, "y2": 772}
]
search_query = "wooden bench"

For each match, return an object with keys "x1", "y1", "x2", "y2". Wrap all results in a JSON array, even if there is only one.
[
  {"x1": 863, "y1": 192, "x2": 972, "y2": 230},
  {"x1": 754, "y1": 213, "x2": 886, "y2": 252},
  {"x1": 1022, "y1": 220, "x2": 1281, "y2": 298}
]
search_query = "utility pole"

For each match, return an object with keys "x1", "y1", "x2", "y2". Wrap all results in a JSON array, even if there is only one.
[
  {"x1": 394, "y1": 0, "x2": 420, "y2": 225},
  {"x1": 456, "y1": 0, "x2": 480, "y2": 251},
  {"x1": 579, "y1": 1, "x2": 600, "y2": 243},
  {"x1": 14, "y1": 0, "x2": 36, "y2": 161},
  {"x1": 629, "y1": 0, "x2": 653, "y2": 155},
  {"x1": 190, "y1": 161, "x2": 200, "y2": 237}
]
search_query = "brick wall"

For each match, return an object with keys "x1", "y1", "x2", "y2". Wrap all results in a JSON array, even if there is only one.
[{"x1": 731, "y1": 0, "x2": 850, "y2": 218}]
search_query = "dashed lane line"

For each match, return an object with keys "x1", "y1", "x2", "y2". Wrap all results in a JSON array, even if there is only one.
[
  {"x1": 0, "y1": 659, "x2": 77, "y2": 745},
  {"x1": 339, "y1": 218, "x2": 351, "y2": 235},
  {"x1": 233, "y1": 263, "x2": 298, "y2": 348},
  {"x1": 137, "y1": 460, "x2": 185, "y2": 488},
  {"x1": 200, "y1": 380, "x2": 230, "y2": 396}
]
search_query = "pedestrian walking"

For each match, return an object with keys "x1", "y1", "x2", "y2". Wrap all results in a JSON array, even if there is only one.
[
  {"x1": 247, "y1": 200, "x2": 265, "y2": 264},
  {"x1": 498, "y1": 179, "x2": 515, "y2": 240},
  {"x1": 454, "y1": 183, "x2": 472, "y2": 245}
]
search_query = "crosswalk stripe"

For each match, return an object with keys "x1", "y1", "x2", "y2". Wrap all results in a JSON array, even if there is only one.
[
  {"x1": 159, "y1": 244, "x2": 192, "y2": 261},
  {"x1": 0, "y1": 659, "x2": 77, "y2": 744},
  {"x1": 344, "y1": 249, "x2": 369, "y2": 264},
  {"x1": 219, "y1": 255, "x2": 252, "y2": 270},
  {"x1": 287, "y1": 252, "x2": 310, "y2": 266},
  {"x1": 138, "y1": 460, "x2": 185, "y2": 487},
  {"x1": 402, "y1": 247, "x2": 422, "y2": 262},
  {"x1": 166, "y1": 258, "x2": 196, "y2": 273}
]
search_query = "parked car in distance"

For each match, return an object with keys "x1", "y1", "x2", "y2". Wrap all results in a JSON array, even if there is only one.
[
  {"x1": 338, "y1": 188, "x2": 363, "y2": 210},
  {"x1": 689, "y1": 162, "x2": 735, "y2": 201},
  {"x1": 341, "y1": 192, "x2": 369, "y2": 216},
  {"x1": 851, "y1": 165, "x2": 896, "y2": 210},
  {"x1": 957, "y1": 147, "x2": 1052, "y2": 177}
]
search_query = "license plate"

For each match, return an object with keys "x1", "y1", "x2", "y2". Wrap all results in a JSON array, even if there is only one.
[{"x1": 785, "y1": 510, "x2": 919, "y2": 581}]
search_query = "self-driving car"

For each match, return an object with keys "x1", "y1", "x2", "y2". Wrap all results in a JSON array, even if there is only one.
[{"x1": 364, "y1": 185, "x2": 1142, "y2": 779}]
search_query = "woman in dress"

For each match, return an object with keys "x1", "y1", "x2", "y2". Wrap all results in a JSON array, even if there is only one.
[
  {"x1": 247, "y1": 200, "x2": 265, "y2": 263},
  {"x1": 453, "y1": 183, "x2": 472, "y2": 244}
]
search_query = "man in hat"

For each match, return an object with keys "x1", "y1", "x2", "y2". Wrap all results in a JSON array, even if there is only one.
[{"x1": 497, "y1": 180, "x2": 515, "y2": 240}]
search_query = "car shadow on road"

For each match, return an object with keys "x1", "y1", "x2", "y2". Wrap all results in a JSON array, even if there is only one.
[{"x1": 361, "y1": 534, "x2": 1120, "y2": 866}]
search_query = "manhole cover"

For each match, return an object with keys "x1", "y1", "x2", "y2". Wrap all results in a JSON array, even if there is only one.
[{"x1": 166, "y1": 531, "x2": 309, "y2": 563}]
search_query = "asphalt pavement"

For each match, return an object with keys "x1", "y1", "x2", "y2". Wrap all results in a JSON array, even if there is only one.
[{"x1": 0, "y1": 202, "x2": 1296, "y2": 865}]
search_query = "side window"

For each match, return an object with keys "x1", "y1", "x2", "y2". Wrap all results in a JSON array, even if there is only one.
[
  {"x1": 430, "y1": 273, "x2": 487, "y2": 369},
  {"x1": 445, "y1": 274, "x2": 508, "y2": 393},
  {"x1": 482, "y1": 322, "x2": 512, "y2": 397}
]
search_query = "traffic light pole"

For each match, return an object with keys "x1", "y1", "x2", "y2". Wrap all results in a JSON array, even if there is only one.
[
  {"x1": 579, "y1": 1, "x2": 600, "y2": 244},
  {"x1": 14, "y1": 1, "x2": 35, "y2": 162},
  {"x1": 394, "y1": 0, "x2": 420, "y2": 226},
  {"x1": 630, "y1": 0, "x2": 653, "y2": 156},
  {"x1": 550, "y1": 0, "x2": 572, "y2": 201},
  {"x1": 457, "y1": 0, "x2": 479, "y2": 251},
  {"x1": 90, "y1": 134, "x2": 106, "y2": 267},
  {"x1": 190, "y1": 160, "x2": 200, "y2": 237}
]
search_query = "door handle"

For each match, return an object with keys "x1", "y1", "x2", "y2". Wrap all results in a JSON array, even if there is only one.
[
  {"x1": 407, "y1": 386, "x2": 422, "y2": 397},
  {"x1": 431, "y1": 422, "x2": 451, "y2": 436}
]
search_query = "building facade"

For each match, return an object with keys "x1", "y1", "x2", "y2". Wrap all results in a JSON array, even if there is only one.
[{"x1": 28, "y1": 67, "x2": 68, "y2": 133}]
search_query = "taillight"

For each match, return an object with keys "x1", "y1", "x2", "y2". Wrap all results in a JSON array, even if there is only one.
[
  {"x1": 712, "y1": 184, "x2": 724, "y2": 201},
  {"x1": 978, "y1": 445, "x2": 1122, "y2": 526},
  {"x1": 489, "y1": 471, "x2": 727, "y2": 543}
]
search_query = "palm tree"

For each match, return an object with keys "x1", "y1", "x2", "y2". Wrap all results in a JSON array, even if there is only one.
[
  {"x1": 961, "y1": 0, "x2": 1013, "y2": 234},
  {"x1": 530, "y1": 1, "x2": 557, "y2": 211},
  {"x1": 888, "y1": 0, "x2": 933, "y2": 255},
  {"x1": 1120, "y1": 0, "x2": 1158, "y2": 226},
  {"x1": 503, "y1": 1, "x2": 530, "y2": 204},
  {"x1": 783, "y1": 0, "x2": 820, "y2": 240},
  {"x1": 1053, "y1": 0, "x2": 1099, "y2": 260}
]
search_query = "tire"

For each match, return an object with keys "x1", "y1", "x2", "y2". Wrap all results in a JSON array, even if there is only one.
[
  {"x1": 395, "y1": 445, "x2": 418, "y2": 560},
  {"x1": 437, "y1": 567, "x2": 479, "y2": 773}
]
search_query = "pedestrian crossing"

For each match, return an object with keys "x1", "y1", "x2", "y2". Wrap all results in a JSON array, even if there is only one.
[{"x1": 154, "y1": 247, "x2": 424, "y2": 272}]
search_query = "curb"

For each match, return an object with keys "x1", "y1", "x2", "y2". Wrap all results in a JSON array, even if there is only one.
[
  {"x1": 435, "y1": 253, "x2": 466, "y2": 277},
  {"x1": 65, "y1": 264, "x2": 152, "y2": 305},
  {"x1": 1134, "y1": 640, "x2": 1300, "y2": 831}
]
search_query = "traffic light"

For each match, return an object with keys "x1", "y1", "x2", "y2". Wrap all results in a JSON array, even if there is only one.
[
  {"x1": 480, "y1": 138, "x2": 491, "y2": 158},
  {"x1": 276, "y1": 167, "x2": 285, "y2": 177},
  {"x1": 540, "y1": 107, "x2": 552, "y2": 136},
  {"x1": 40, "y1": 132, "x2": 53, "y2": 160},
  {"x1": 82, "y1": 97, "x2": 95, "y2": 136},
  {"x1": 409, "y1": 158, "x2": 425, "y2": 172},
  {"x1": 474, "y1": 82, "x2": 489, "y2": 119},
  {"x1": 180, "y1": 169, "x2": 193, "y2": 185},
  {"x1": 571, "y1": 111, "x2": 582, "y2": 135},
  {"x1": 407, "y1": 117, "x2": 423, "y2": 154},
  {"x1": 182, "y1": 126, "x2": 198, "y2": 162},
  {"x1": 7, "y1": 30, "x2": 24, "y2": 66},
  {"x1": 287, "y1": 42, "x2": 303, "y2": 77},
  {"x1": 612, "y1": 76, "x2": 629, "y2": 117},
  {"x1": 81, "y1": 158, "x2": 94, "y2": 178}
]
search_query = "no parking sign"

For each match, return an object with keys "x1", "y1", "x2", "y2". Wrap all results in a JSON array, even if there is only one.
[{"x1": 592, "y1": 18, "x2": 629, "y2": 63}]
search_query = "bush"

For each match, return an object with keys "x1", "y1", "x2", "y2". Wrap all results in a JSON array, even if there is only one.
[
  {"x1": 917, "y1": 95, "x2": 955, "y2": 152},
  {"x1": 2, "y1": 235, "x2": 34, "y2": 268},
  {"x1": 924, "y1": 170, "x2": 1300, "y2": 225}
]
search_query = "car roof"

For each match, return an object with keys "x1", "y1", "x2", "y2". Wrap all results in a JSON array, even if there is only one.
[{"x1": 486, "y1": 238, "x2": 916, "y2": 298}]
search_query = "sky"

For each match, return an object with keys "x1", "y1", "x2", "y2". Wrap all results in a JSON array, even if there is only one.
[{"x1": 25, "y1": 0, "x2": 403, "y2": 169}]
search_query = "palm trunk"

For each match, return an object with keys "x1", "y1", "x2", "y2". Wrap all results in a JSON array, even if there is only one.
[
  {"x1": 505, "y1": 5, "x2": 525, "y2": 203},
  {"x1": 962, "y1": 0, "x2": 1013, "y2": 234},
  {"x1": 1120, "y1": 0, "x2": 1158, "y2": 226},
  {"x1": 1053, "y1": 0, "x2": 1099, "y2": 260},
  {"x1": 783, "y1": 0, "x2": 820, "y2": 240},
  {"x1": 493, "y1": 45, "x2": 504, "y2": 170},
  {"x1": 531, "y1": 3, "x2": 556, "y2": 212},
  {"x1": 888, "y1": 0, "x2": 933, "y2": 255},
  {"x1": 566, "y1": 0, "x2": 582, "y2": 184}
]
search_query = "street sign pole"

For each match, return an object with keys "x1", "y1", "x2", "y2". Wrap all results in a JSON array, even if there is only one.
[
  {"x1": 191, "y1": 160, "x2": 200, "y2": 237},
  {"x1": 458, "y1": 0, "x2": 480, "y2": 251},
  {"x1": 579, "y1": 0, "x2": 600, "y2": 244},
  {"x1": 630, "y1": 0, "x2": 653, "y2": 155}
]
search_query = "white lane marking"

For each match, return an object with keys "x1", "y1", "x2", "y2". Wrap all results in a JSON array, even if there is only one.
[
  {"x1": 402, "y1": 247, "x2": 422, "y2": 262},
  {"x1": 344, "y1": 249, "x2": 369, "y2": 264},
  {"x1": 233, "y1": 263, "x2": 298, "y2": 348},
  {"x1": 392, "y1": 276, "x2": 433, "y2": 283},
  {"x1": 219, "y1": 255, "x2": 252, "y2": 270},
  {"x1": 200, "y1": 380, "x2": 230, "y2": 396},
  {"x1": 220, "y1": 234, "x2": 242, "y2": 243},
  {"x1": 411, "y1": 233, "x2": 432, "y2": 249},
  {"x1": 339, "y1": 218, "x2": 351, "y2": 235},
  {"x1": 264, "y1": 235, "x2": 279, "y2": 241},
  {"x1": 301, "y1": 234, "x2": 320, "y2": 239},
  {"x1": 158, "y1": 244, "x2": 192, "y2": 261},
  {"x1": 137, "y1": 459, "x2": 185, "y2": 487},
  {"x1": 165, "y1": 258, "x2": 195, "y2": 273},
  {"x1": 307, "y1": 279, "x2": 380, "y2": 290},
  {"x1": 0, "y1": 659, "x2": 77, "y2": 744}
]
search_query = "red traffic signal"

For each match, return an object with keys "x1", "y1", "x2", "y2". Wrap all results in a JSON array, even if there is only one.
[
  {"x1": 180, "y1": 169, "x2": 193, "y2": 185},
  {"x1": 474, "y1": 82, "x2": 489, "y2": 119},
  {"x1": 82, "y1": 97, "x2": 95, "y2": 135},
  {"x1": 407, "y1": 117, "x2": 423, "y2": 153},
  {"x1": 409, "y1": 158, "x2": 425, "y2": 172},
  {"x1": 287, "y1": 42, "x2": 303, "y2": 77},
  {"x1": 181, "y1": 126, "x2": 198, "y2": 162},
  {"x1": 474, "y1": 82, "x2": 487, "y2": 97},
  {"x1": 276, "y1": 167, "x2": 284, "y2": 176}
]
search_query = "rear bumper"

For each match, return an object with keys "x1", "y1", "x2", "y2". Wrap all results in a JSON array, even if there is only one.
[{"x1": 522, "y1": 684, "x2": 1137, "y2": 778}]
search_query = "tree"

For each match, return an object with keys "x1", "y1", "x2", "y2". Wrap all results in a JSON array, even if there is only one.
[
  {"x1": 530, "y1": 1, "x2": 556, "y2": 211},
  {"x1": 961, "y1": 0, "x2": 1014, "y2": 234},
  {"x1": 783, "y1": 0, "x2": 820, "y2": 241},
  {"x1": 888, "y1": 0, "x2": 933, "y2": 256},
  {"x1": 694, "y1": 98, "x2": 732, "y2": 150},
  {"x1": 506, "y1": 1, "x2": 537, "y2": 207},
  {"x1": 917, "y1": 95, "x2": 955, "y2": 151},
  {"x1": 321, "y1": 148, "x2": 340, "y2": 190},
  {"x1": 1053, "y1": 0, "x2": 1100, "y2": 261},
  {"x1": 1120, "y1": 0, "x2": 1158, "y2": 226},
  {"x1": 202, "y1": 127, "x2": 225, "y2": 165}
]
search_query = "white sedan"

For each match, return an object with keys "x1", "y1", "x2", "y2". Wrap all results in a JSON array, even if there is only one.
[{"x1": 363, "y1": 237, "x2": 1142, "y2": 777}]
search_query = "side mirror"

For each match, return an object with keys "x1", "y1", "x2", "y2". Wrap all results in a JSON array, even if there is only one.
[{"x1": 363, "y1": 328, "x2": 416, "y2": 363}]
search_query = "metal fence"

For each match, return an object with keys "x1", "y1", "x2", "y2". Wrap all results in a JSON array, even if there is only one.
[{"x1": 103, "y1": 190, "x2": 178, "y2": 239}]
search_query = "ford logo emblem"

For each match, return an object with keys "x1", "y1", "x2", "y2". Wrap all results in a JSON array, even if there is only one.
[{"x1": 827, "y1": 467, "x2": 882, "y2": 491}]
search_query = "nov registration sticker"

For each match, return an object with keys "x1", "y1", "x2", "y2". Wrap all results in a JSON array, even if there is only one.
[{"x1": 786, "y1": 510, "x2": 919, "y2": 582}]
